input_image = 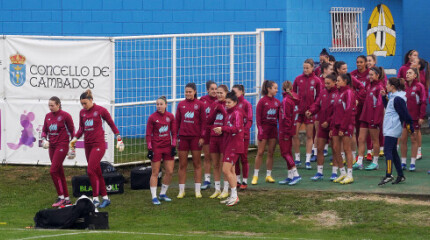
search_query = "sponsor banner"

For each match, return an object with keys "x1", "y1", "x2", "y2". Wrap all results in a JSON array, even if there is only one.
[
  {"x1": 4, "y1": 37, "x2": 113, "y2": 102},
  {"x1": 4, "y1": 100, "x2": 114, "y2": 166}
]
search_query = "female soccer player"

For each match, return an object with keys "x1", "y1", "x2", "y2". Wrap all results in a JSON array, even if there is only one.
[
  {"x1": 232, "y1": 84, "x2": 253, "y2": 190},
  {"x1": 252, "y1": 80, "x2": 280, "y2": 184},
  {"x1": 70, "y1": 90, "x2": 124, "y2": 208},
  {"x1": 306, "y1": 74, "x2": 339, "y2": 181},
  {"x1": 379, "y1": 78, "x2": 414, "y2": 185},
  {"x1": 213, "y1": 91, "x2": 244, "y2": 206},
  {"x1": 351, "y1": 55, "x2": 370, "y2": 88},
  {"x1": 278, "y1": 81, "x2": 301, "y2": 185},
  {"x1": 42, "y1": 96, "x2": 75, "y2": 207},
  {"x1": 330, "y1": 74, "x2": 356, "y2": 184},
  {"x1": 314, "y1": 48, "x2": 330, "y2": 77},
  {"x1": 398, "y1": 50, "x2": 419, "y2": 79},
  {"x1": 400, "y1": 68, "x2": 427, "y2": 171},
  {"x1": 206, "y1": 85, "x2": 228, "y2": 199},
  {"x1": 200, "y1": 81, "x2": 217, "y2": 190},
  {"x1": 146, "y1": 96, "x2": 177, "y2": 205},
  {"x1": 292, "y1": 59, "x2": 321, "y2": 169},
  {"x1": 175, "y1": 83, "x2": 206, "y2": 198},
  {"x1": 355, "y1": 67, "x2": 385, "y2": 171}
]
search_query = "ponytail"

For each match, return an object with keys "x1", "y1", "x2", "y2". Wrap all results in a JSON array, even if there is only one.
[
  {"x1": 157, "y1": 96, "x2": 167, "y2": 104},
  {"x1": 261, "y1": 80, "x2": 275, "y2": 96},
  {"x1": 80, "y1": 90, "x2": 93, "y2": 100},
  {"x1": 388, "y1": 77, "x2": 406, "y2": 91},
  {"x1": 340, "y1": 73, "x2": 352, "y2": 87},
  {"x1": 370, "y1": 66, "x2": 385, "y2": 81},
  {"x1": 232, "y1": 84, "x2": 245, "y2": 94},
  {"x1": 404, "y1": 50, "x2": 417, "y2": 64}
]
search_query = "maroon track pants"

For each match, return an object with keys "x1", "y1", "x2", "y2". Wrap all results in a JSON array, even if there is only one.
[
  {"x1": 235, "y1": 138, "x2": 250, "y2": 179},
  {"x1": 49, "y1": 145, "x2": 69, "y2": 197},
  {"x1": 85, "y1": 143, "x2": 107, "y2": 197}
]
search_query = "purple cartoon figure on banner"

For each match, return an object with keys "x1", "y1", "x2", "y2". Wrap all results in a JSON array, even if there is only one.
[{"x1": 7, "y1": 111, "x2": 37, "y2": 150}]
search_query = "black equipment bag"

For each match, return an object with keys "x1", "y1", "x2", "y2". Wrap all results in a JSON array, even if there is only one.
[
  {"x1": 72, "y1": 172, "x2": 125, "y2": 197},
  {"x1": 34, "y1": 197, "x2": 95, "y2": 229},
  {"x1": 100, "y1": 161, "x2": 116, "y2": 173},
  {"x1": 74, "y1": 212, "x2": 109, "y2": 230},
  {"x1": 130, "y1": 166, "x2": 162, "y2": 190}
]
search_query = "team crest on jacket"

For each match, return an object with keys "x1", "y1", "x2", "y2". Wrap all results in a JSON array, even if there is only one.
[
  {"x1": 274, "y1": 102, "x2": 278, "y2": 106},
  {"x1": 57, "y1": 116, "x2": 62, "y2": 121},
  {"x1": 93, "y1": 111, "x2": 98, "y2": 117},
  {"x1": 239, "y1": 103, "x2": 243, "y2": 108},
  {"x1": 311, "y1": 80, "x2": 315, "y2": 85},
  {"x1": 194, "y1": 104, "x2": 198, "y2": 110},
  {"x1": 413, "y1": 86, "x2": 417, "y2": 91},
  {"x1": 166, "y1": 117, "x2": 170, "y2": 122}
]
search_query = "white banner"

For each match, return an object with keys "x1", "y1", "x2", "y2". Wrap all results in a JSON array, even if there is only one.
[
  {"x1": 3, "y1": 100, "x2": 114, "y2": 166},
  {"x1": 3, "y1": 37, "x2": 113, "y2": 102}
]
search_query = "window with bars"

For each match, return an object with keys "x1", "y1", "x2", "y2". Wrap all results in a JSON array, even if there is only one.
[{"x1": 330, "y1": 7, "x2": 365, "y2": 52}]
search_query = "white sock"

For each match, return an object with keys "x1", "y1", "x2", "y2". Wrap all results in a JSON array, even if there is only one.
[
  {"x1": 58, "y1": 195, "x2": 64, "y2": 199},
  {"x1": 332, "y1": 166, "x2": 338, "y2": 174},
  {"x1": 64, "y1": 196, "x2": 70, "y2": 201},
  {"x1": 306, "y1": 153, "x2": 311, "y2": 163},
  {"x1": 397, "y1": 145, "x2": 399, "y2": 151},
  {"x1": 288, "y1": 170, "x2": 293, "y2": 179},
  {"x1": 295, "y1": 153, "x2": 300, "y2": 161},
  {"x1": 317, "y1": 165, "x2": 323, "y2": 174},
  {"x1": 204, "y1": 174, "x2": 211, "y2": 182},
  {"x1": 230, "y1": 187, "x2": 237, "y2": 198},
  {"x1": 347, "y1": 168, "x2": 353, "y2": 178},
  {"x1": 150, "y1": 187, "x2": 157, "y2": 199},
  {"x1": 179, "y1": 184, "x2": 185, "y2": 193},
  {"x1": 236, "y1": 175, "x2": 241, "y2": 182},
  {"x1": 401, "y1": 158, "x2": 407, "y2": 164},
  {"x1": 380, "y1": 146, "x2": 384, "y2": 151},
  {"x1": 341, "y1": 152, "x2": 345, "y2": 159},
  {"x1": 292, "y1": 168, "x2": 299, "y2": 177},
  {"x1": 313, "y1": 146, "x2": 317, "y2": 155},
  {"x1": 357, "y1": 156, "x2": 363, "y2": 165},
  {"x1": 373, "y1": 156, "x2": 378, "y2": 165},
  {"x1": 215, "y1": 181, "x2": 221, "y2": 191},
  {"x1": 93, "y1": 197, "x2": 99, "y2": 202},
  {"x1": 340, "y1": 167, "x2": 346, "y2": 176},
  {"x1": 195, "y1": 183, "x2": 201, "y2": 194},
  {"x1": 418, "y1": 147, "x2": 422, "y2": 154},
  {"x1": 253, "y1": 169, "x2": 259, "y2": 177},
  {"x1": 222, "y1": 181, "x2": 229, "y2": 193},
  {"x1": 160, "y1": 184, "x2": 169, "y2": 195},
  {"x1": 242, "y1": 178, "x2": 247, "y2": 184},
  {"x1": 324, "y1": 144, "x2": 329, "y2": 151},
  {"x1": 352, "y1": 151, "x2": 357, "y2": 160},
  {"x1": 102, "y1": 195, "x2": 108, "y2": 200},
  {"x1": 411, "y1": 158, "x2": 416, "y2": 165},
  {"x1": 367, "y1": 149, "x2": 372, "y2": 154},
  {"x1": 266, "y1": 170, "x2": 272, "y2": 177}
]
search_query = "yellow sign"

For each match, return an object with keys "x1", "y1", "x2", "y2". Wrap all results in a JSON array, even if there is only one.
[{"x1": 366, "y1": 4, "x2": 396, "y2": 56}]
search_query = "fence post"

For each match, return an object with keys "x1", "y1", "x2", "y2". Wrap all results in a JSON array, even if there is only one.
[
  {"x1": 255, "y1": 31, "x2": 261, "y2": 145},
  {"x1": 229, "y1": 35, "x2": 234, "y2": 89},
  {"x1": 172, "y1": 37, "x2": 177, "y2": 114}
]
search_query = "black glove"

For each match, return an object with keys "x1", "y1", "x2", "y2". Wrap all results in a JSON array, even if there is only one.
[
  {"x1": 171, "y1": 147, "x2": 177, "y2": 157},
  {"x1": 147, "y1": 150, "x2": 153, "y2": 160}
]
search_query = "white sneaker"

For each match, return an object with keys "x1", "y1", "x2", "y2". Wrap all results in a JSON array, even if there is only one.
[
  {"x1": 220, "y1": 197, "x2": 231, "y2": 204},
  {"x1": 226, "y1": 196, "x2": 240, "y2": 206},
  {"x1": 417, "y1": 152, "x2": 422, "y2": 160}
]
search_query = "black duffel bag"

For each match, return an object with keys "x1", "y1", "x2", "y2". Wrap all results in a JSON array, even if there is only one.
[{"x1": 130, "y1": 166, "x2": 162, "y2": 190}]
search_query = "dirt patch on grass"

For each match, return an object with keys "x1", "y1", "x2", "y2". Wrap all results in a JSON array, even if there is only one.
[
  {"x1": 326, "y1": 195, "x2": 430, "y2": 206},
  {"x1": 302, "y1": 210, "x2": 353, "y2": 228}
]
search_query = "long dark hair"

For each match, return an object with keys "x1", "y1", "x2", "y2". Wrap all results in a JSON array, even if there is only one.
[
  {"x1": 320, "y1": 62, "x2": 331, "y2": 75},
  {"x1": 370, "y1": 66, "x2": 385, "y2": 81},
  {"x1": 232, "y1": 84, "x2": 245, "y2": 94},
  {"x1": 185, "y1": 82, "x2": 197, "y2": 99},
  {"x1": 334, "y1": 61, "x2": 346, "y2": 75},
  {"x1": 226, "y1": 91, "x2": 238, "y2": 102},
  {"x1": 419, "y1": 58, "x2": 430, "y2": 90},
  {"x1": 339, "y1": 73, "x2": 353, "y2": 87},
  {"x1": 261, "y1": 80, "x2": 276, "y2": 96},
  {"x1": 404, "y1": 50, "x2": 417, "y2": 64},
  {"x1": 388, "y1": 77, "x2": 405, "y2": 91},
  {"x1": 49, "y1": 96, "x2": 62, "y2": 109}
]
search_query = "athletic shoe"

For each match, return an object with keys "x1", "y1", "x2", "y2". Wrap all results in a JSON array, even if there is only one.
[
  {"x1": 409, "y1": 164, "x2": 416, "y2": 172},
  {"x1": 278, "y1": 178, "x2": 292, "y2": 185},
  {"x1": 379, "y1": 150, "x2": 384, "y2": 157},
  {"x1": 340, "y1": 176, "x2": 354, "y2": 184},
  {"x1": 152, "y1": 197, "x2": 161, "y2": 205},
  {"x1": 353, "y1": 163, "x2": 364, "y2": 170},
  {"x1": 265, "y1": 175, "x2": 275, "y2": 183},
  {"x1": 220, "y1": 197, "x2": 231, "y2": 204},
  {"x1": 177, "y1": 192, "x2": 186, "y2": 199},
  {"x1": 288, "y1": 176, "x2": 302, "y2": 185},
  {"x1": 239, "y1": 183, "x2": 248, "y2": 190},
  {"x1": 52, "y1": 198, "x2": 65, "y2": 208},
  {"x1": 324, "y1": 149, "x2": 328, "y2": 156},
  {"x1": 310, "y1": 155, "x2": 317, "y2": 162},
  {"x1": 427, "y1": 170, "x2": 430, "y2": 174},
  {"x1": 61, "y1": 200, "x2": 72, "y2": 207},
  {"x1": 295, "y1": 160, "x2": 302, "y2": 166},
  {"x1": 209, "y1": 190, "x2": 221, "y2": 199},
  {"x1": 310, "y1": 173, "x2": 324, "y2": 181},
  {"x1": 333, "y1": 175, "x2": 346, "y2": 183},
  {"x1": 366, "y1": 153, "x2": 372, "y2": 161},
  {"x1": 99, "y1": 199, "x2": 111, "y2": 208},
  {"x1": 195, "y1": 192, "x2": 202, "y2": 198},
  {"x1": 305, "y1": 162, "x2": 312, "y2": 170},
  {"x1": 401, "y1": 163, "x2": 407, "y2": 170},
  {"x1": 200, "y1": 181, "x2": 211, "y2": 190},
  {"x1": 365, "y1": 163, "x2": 379, "y2": 171},
  {"x1": 159, "y1": 194, "x2": 172, "y2": 202},
  {"x1": 392, "y1": 176, "x2": 406, "y2": 184},
  {"x1": 378, "y1": 175, "x2": 394, "y2": 186},
  {"x1": 92, "y1": 199, "x2": 100, "y2": 208},
  {"x1": 329, "y1": 173, "x2": 338, "y2": 181},
  {"x1": 251, "y1": 176, "x2": 258, "y2": 185},
  {"x1": 417, "y1": 152, "x2": 422, "y2": 160},
  {"x1": 226, "y1": 196, "x2": 239, "y2": 206},
  {"x1": 218, "y1": 191, "x2": 229, "y2": 199},
  {"x1": 237, "y1": 182, "x2": 242, "y2": 188}
]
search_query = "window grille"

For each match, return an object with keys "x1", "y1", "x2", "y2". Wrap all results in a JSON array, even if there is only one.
[{"x1": 330, "y1": 7, "x2": 365, "y2": 52}]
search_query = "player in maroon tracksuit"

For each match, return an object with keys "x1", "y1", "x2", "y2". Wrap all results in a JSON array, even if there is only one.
[
  {"x1": 292, "y1": 59, "x2": 321, "y2": 168},
  {"x1": 200, "y1": 81, "x2": 218, "y2": 190},
  {"x1": 398, "y1": 50, "x2": 419, "y2": 79},
  {"x1": 213, "y1": 91, "x2": 244, "y2": 206},
  {"x1": 278, "y1": 81, "x2": 301, "y2": 185},
  {"x1": 306, "y1": 74, "x2": 338, "y2": 181},
  {"x1": 175, "y1": 83, "x2": 206, "y2": 199},
  {"x1": 314, "y1": 48, "x2": 330, "y2": 77},
  {"x1": 232, "y1": 84, "x2": 253, "y2": 190},
  {"x1": 252, "y1": 80, "x2": 280, "y2": 185},
  {"x1": 42, "y1": 96, "x2": 75, "y2": 208},
  {"x1": 206, "y1": 85, "x2": 228, "y2": 199},
  {"x1": 400, "y1": 68, "x2": 427, "y2": 171},
  {"x1": 330, "y1": 74, "x2": 357, "y2": 185},
  {"x1": 146, "y1": 96, "x2": 177, "y2": 205},
  {"x1": 70, "y1": 90, "x2": 124, "y2": 208},
  {"x1": 355, "y1": 67, "x2": 385, "y2": 171}
]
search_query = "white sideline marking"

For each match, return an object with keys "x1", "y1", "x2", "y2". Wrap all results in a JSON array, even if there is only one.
[{"x1": 1, "y1": 228, "x2": 320, "y2": 240}]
